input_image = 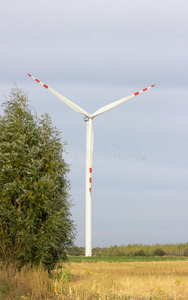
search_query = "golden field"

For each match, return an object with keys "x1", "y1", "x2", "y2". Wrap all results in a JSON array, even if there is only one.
[{"x1": 0, "y1": 260, "x2": 188, "y2": 299}]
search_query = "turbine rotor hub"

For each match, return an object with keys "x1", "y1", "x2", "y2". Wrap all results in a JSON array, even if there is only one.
[{"x1": 84, "y1": 116, "x2": 93, "y2": 122}]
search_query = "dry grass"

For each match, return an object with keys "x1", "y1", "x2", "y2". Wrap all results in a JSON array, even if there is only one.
[
  {"x1": 60, "y1": 261, "x2": 188, "y2": 299},
  {"x1": 0, "y1": 261, "x2": 188, "y2": 299},
  {"x1": 0, "y1": 264, "x2": 52, "y2": 299}
]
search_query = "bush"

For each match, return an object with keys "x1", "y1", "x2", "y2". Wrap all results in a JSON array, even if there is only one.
[
  {"x1": 152, "y1": 248, "x2": 166, "y2": 256},
  {"x1": 67, "y1": 246, "x2": 84, "y2": 256},
  {"x1": 134, "y1": 249, "x2": 146, "y2": 256}
]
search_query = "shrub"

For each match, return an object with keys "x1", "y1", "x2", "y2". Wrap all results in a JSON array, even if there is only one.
[
  {"x1": 134, "y1": 250, "x2": 146, "y2": 256},
  {"x1": 152, "y1": 248, "x2": 166, "y2": 256},
  {"x1": 67, "y1": 246, "x2": 84, "y2": 256}
]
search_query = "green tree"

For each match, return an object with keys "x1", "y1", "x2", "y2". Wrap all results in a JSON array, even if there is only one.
[
  {"x1": 0, "y1": 88, "x2": 75, "y2": 271},
  {"x1": 134, "y1": 249, "x2": 146, "y2": 257},
  {"x1": 152, "y1": 248, "x2": 166, "y2": 256},
  {"x1": 67, "y1": 246, "x2": 85, "y2": 256}
]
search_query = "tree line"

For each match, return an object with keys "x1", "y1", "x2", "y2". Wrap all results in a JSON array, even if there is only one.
[{"x1": 67, "y1": 243, "x2": 188, "y2": 257}]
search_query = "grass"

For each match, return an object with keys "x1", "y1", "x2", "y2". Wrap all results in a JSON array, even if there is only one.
[
  {"x1": 68, "y1": 256, "x2": 188, "y2": 263},
  {"x1": 63, "y1": 261, "x2": 188, "y2": 299},
  {"x1": 0, "y1": 259, "x2": 188, "y2": 299}
]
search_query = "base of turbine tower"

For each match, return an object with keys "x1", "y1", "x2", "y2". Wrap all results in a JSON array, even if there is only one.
[{"x1": 85, "y1": 249, "x2": 92, "y2": 257}]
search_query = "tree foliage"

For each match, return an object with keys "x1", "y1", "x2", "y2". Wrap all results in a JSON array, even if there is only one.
[
  {"x1": 152, "y1": 248, "x2": 166, "y2": 256},
  {"x1": 0, "y1": 88, "x2": 75, "y2": 271},
  {"x1": 134, "y1": 249, "x2": 146, "y2": 257}
]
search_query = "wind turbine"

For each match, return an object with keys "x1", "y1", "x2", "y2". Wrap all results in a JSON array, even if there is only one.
[{"x1": 27, "y1": 73, "x2": 155, "y2": 257}]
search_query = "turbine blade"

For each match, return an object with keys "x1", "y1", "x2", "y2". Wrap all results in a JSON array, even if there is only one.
[
  {"x1": 27, "y1": 74, "x2": 90, "y2": 117},
  {"x1": 91, "y1": 85, "x2": 155, "y2": 118}
]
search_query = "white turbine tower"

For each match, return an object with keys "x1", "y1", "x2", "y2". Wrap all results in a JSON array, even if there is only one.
[{"x1": 27, "y1": 73, "x2": 155, "y2": 257}]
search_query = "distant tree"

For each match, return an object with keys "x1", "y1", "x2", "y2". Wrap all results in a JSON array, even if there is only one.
[
  {"x1": 152, "y1": 248, "x2": 166, "y2": 256},
  {"x1": 67, "y1": 246, "x2": 84, "y2": 256},
  {"x1": 134, "y1": 249, "x2": 146, "y2": 257},
  {"x1": 0, "y1": 88, "x2": 75, "y2": 271}
]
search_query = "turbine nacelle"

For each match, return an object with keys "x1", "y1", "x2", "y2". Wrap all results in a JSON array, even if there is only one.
[{"x1": 84, "y1": 116, "x2": 92, "y2": 122}]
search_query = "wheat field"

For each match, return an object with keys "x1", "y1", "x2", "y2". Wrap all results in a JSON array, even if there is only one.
[{"x1": 0, "y1": 261, "x2": 188, "y2": 299}]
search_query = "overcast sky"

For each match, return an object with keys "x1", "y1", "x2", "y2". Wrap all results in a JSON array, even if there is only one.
[{"x1": 1, "y1": 0, "x2": 188, "y2": 247}]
